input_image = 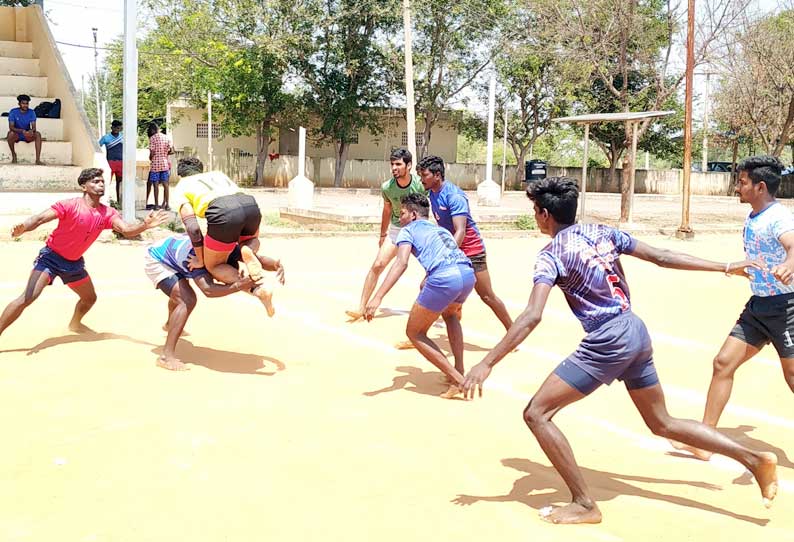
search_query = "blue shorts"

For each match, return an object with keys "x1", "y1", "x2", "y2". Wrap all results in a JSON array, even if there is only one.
[
  {"x1": 33, "y1": 246, "x2": 89, "y2": 287},
  {"x1": 416, "y1": 263, "x2": 475, "y2": 313},
  {"x1": 554, "y1": 311, "x2": 659, "y2": 395},
  {"x1": 17, "y1": 131, "x2": 29, "y2": 142},
  {"x1": 148, "y1": 170, "x2": 170, "y2": 183}
]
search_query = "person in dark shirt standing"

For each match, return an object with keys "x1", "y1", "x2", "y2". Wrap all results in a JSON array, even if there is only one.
[{"x1": 98, "y1": 120, "x2": 124, "y2": 205}]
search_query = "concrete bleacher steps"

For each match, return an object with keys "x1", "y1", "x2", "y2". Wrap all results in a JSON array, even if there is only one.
[
  {"x1": 3, "y1": 117, "x2": 63, "y2": 140},
  {"x1": 0, "y1": 95, "x2": 57, "y2": 112},
  {"x1": 0, "y1": 57, "x2": 40, "y2": 76},
  {"x1": 0, "y1": 74, "x2": 47, "y2": 96},
  {"x1": 0, "y1": 40, "x2": 33, "y2": 59},
  {"x1": 0, "y1": 164, "x2": 82, "y2": 191},
  {"x1": 0, "y1": 140, "x2": 72, "y2": 165}
]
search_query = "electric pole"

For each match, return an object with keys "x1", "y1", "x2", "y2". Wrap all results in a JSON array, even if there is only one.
[
  {"x1": 403, "y1": 0, "x2": 417, "y2": 170},
  {"x1": 676, "y1": 0, "x2": 695, "y2": 239},
  {"x1": 92, "y1": 27, "x2": 101, "y2": 137}
]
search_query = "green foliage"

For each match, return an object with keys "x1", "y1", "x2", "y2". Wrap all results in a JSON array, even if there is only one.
[
  {"x1": 0, "y1": 0, "x2": 33, "y2": 5},
  {"x1": 165, "y1": 220, "x2": 185, "y2": 233},
  {"x1": 513, "y1": 214, "x2": 536, "y2": 230},
  {"x1": 294, "y1": 0, "x2": 399, "y2": 186}
]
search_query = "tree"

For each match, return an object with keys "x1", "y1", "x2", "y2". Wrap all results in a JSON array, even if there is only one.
[
  {"x1": 295, "y1": 0, "x2": 399, "y2": 187},
  {"x1": 411, "y1": 0, "x2": 509, "y2": 159},
  {"x1": 137, "y1": 0, "x2": 299, "y2": 185},
  {"x1": 713, "y1": 10, "x2": 794, "y2": 157},
  {"x1": 535, "y1": 0, "x2": 748, "y2": 221}
]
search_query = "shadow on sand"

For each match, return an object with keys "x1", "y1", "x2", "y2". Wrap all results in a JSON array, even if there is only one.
[
  {"x1": 0, "y1": 327, "x2": 158, "y2": 356},
  {"x1": 452, "y1": 457, "x2": 770, "y2": 526},
  {"x1": 152, "y1": 339, "x2": 286, "y2": 376},
  {"x1": 364, "y1": 365, "x2": 450, "y2": 398}
]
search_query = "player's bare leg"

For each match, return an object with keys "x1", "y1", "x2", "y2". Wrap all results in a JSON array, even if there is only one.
[
  {"x1": 348, "y1": 238, "x2": 398, "y2": 321},
  {"x1": 67, "y1": 277, "x2": 98, "y2": 333},
  {"x1": 671, "y1": 336, "x2": 759, "y2": 460},
  {"x1": 158, "y1": 280, "x2": 195, "y2": 371},
  {"x1": 0, "y1": 270, "x2": 50, "y2": 337},
  {"x1": 406, "y1": 302, "x2": 465, "y2": 399},
  {"x1": 630, "y1": 383, "x2": 778, "y2": 507}
]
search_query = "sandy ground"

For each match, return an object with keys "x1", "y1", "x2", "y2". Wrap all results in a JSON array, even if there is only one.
[{"x1": 0, "y1": 233, "x2": 792, "y2": 542}]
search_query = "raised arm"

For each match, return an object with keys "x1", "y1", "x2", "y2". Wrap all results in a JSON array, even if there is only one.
[
  {"x1": 193, "y1": 274, "x2": 254, "y2": 298},
  {"x1": 463, "y1": 282, "x2": 553, "y2": 398},
  {"x1": 630, "y1": 240, "x2": 758, "y2": 276},
  {"x1": 111, "y1": 209, "x2": 169, "y2": 238},
  {"x1": 364, "y1": 243, "x2": 412, "y2": 320},
  {"x1": 12, "y1": 207, "x2": 58, "y2": 237}
]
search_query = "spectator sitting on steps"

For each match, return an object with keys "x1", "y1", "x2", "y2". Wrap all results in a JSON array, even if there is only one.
[{"x1": 6, "y1": 94, "x2": 43, "y2": 165}]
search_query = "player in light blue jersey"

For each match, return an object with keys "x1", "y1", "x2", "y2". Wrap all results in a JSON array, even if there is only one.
[
  {"x1": 461, "y1": 176, "x2": 778, "y2": 524},
  {"x1": 673, "y1": 156, "x2": 794, "y2": 460},
  {"x1": 363, "y1": 193, "x2": 475, "y2": 398},
  {"x1": 145, "y1": 234, "x2": 284, "y2": 371}
]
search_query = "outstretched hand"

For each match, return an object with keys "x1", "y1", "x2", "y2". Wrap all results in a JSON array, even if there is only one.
[
  {"x1": 727, "y1": 259, "x2": 764, "y2": 279},
  {"x1": 143, "y1": 209, "x2": 170, "y2": 229},
  {"x1": 770, "y1": 262, "x2": 794, "y2": 285},
  {"x1": 274, "y1": 259, "x2": 286, "y2": 285},
  {"x1": 11, "y1": 223, "x2": 25, "y2": 238},
  {"x1": 364, "y1": 297, "x2": 382, "y2": 322},
  {"x1": 462, "y1": 361, "x2": 492, "y2": 400}
]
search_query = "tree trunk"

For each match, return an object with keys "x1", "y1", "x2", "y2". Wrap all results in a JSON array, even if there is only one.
[
  {"x1": 772, "y1": 97, "x2": 794, "y2": 157},
  {"x1": 334, "y1": 140, "x2": 350, "y2": 188},
  {"x1": 515, "y1": 145, "x2": 528, "y2": 187},
  {"x1": 620, "y1": 121, "x2": 633, "y2": 223},
  {"x1": 255, "y1": 120, "x2": 271, "y2": 187}
]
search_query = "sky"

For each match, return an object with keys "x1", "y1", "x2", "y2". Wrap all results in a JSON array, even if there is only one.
[{"x1": 42, "y1": 0, "x2": 785, "y2": 112}]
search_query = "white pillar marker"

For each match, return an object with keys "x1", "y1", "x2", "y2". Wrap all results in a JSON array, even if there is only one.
[
  {"x1": 288, "y1": 126, "x2": 314, "y2": 209},
  {"x1": 477, "y1": 75, "x2": 501, "y2": 206}
]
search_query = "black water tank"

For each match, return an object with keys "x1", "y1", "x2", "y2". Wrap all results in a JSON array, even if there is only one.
[{"x1": 525, "y1": 160, "x2": 547, "y2": 184}]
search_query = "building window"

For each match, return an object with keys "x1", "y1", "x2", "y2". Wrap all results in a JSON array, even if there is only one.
[
  {"x1": 402, "y1": 132, "x2": 425, "y2": 146},
  {"x1": 196, "y1": 123, "x2": 222, "y2": 139}
]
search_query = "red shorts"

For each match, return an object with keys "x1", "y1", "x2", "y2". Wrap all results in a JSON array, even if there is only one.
[{"x1": 108, "y1": 160, "x2": 123, "y2": 180}]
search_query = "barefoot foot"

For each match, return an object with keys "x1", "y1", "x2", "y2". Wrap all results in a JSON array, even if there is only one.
[
  {"x1": 394, "y1": 339, "x2": 415, "y2": 350},
  {"x1": 241, "y1": 245, "x2": 264, "y2": 282},
  {"x1": 345, "y1": 309, "x2": 363, "y2": 322},
  {"x1": 252, "y1": 285, "x2": 275, "y2": 317},
  {"x1": 751, "y1": 452, "x2": 778, "y2": 508},
  {"x1": 440, "y1": 384, "x2": 465, "y2": 400},
  {"x1": 668, "y1": 439, "x2": 713, "y2": 461},
  {"x1": 156, "y1": 355, "x2": 190, "y2": 371},
  {"x1": 539, "y1": 502, "x2": 602, "y2": 524},
  {"x1": 68, "y1": 322, "x2": 95, "y2": 334}
]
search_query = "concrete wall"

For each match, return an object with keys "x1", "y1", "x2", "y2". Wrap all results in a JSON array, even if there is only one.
[
  {"x1": 0, "y1": 8, "x2": 15, "y2": 41},
  {"x1": 167, "y1": 105, "x2": 277, "y2": 169},
  {"x1": 546, "y1": 167, "x2": 735, "y2": 196},
  {"x1": 20, "y1": 6, "x2": 99, "y2": 169},
  {"x1": 168, "y1": 105, "x2": 458, "y2": 165}
]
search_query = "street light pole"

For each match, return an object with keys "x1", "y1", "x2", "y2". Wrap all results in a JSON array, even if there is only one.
[
  {"x1": 121, "y1": 0, "x2": 138, "y2": 222},
  {"x1": 92, "y1": 27, "x2": 101, "y2": 137},
  {"x1": 677, "y1": 0, "x2": 696, "y2": 239},
  {"x1": 403, "y1": 0, "x2": 417, "y2": 171}
]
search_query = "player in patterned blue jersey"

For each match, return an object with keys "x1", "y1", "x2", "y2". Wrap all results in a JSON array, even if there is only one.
[
  {"x1": 145, "y1": 234, "x2": 284, "y2": 371},
  {"x1": 673, "y1": 155, "x2": 794, "y2": 460},
  {"x1": 462, "y1": 176, "x2": 778, "y2": 524}
]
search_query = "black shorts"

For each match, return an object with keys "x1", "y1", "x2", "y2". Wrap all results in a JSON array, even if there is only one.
[
  {"x1": 204, "y1": 194, "x2": 262, "y2": 249},
  {"x1": 33, "y1": 246, "x2": 89, "y2": 287},
  {"x1": 730, "y1": 293, "x2": 794, "y2": 358},
  {"x1": 468, "y1": 251, "x2": 487, "y2": 273}
]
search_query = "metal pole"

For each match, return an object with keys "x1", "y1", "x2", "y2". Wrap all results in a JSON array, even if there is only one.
[
  {"x1": 677, "y1": 0, "x2": 695, "y2": 238},
  {"x1": 403, "y1": 0, "x2": 417, "y2": 171},
  {"x1": 485, "y1": 76, "x2": 496, "y2": 182},
  {"x1": 628, "y1": 121, "x2": 639, "y2": 223},
  {"x1": 92, "y1": 27, "x2": 101, "y2": 137},
  {"x1": 101, "y1": 100, "x2": 107, "y2": 136},
  {"x1": 702, "y1": 72, "x2": 710, "y2": 172},
  {"x1": 207, "y1": 90, "x2": 213, "y2": 170},
  {"x1": 121, "y1": 1, "x2": 137, "y2": 222},
  {"x1": 580, "y1": 123, "x2": 589, "y2": 222},
  {"x1": 298, "y1": 126, "x2": 306, "y2": 178},
  {"x1": 80, "y1": 74, "x2": 84, "y2": 108},
  {"x1": 501, "y1": 106, "x2": 507, "y2": 193}
]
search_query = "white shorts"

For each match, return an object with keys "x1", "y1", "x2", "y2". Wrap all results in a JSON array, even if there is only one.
[
  {"x1": 144, "y1": 251, "x2": 179, "y2": 288},
  {"x1": 387, "y1": 223, "x2": 401, "y2": 244}
]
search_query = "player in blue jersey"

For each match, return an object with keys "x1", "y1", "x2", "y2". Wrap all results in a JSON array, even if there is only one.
[
  {"x1": 145, "y1": 234, "x2": 285, "y2": 371},
  {"x1": 461, "y1": 177, "x2": 778, "y2": 524},
  {"x1": 673, "y1": 156, "x2": 794, "y2": 460},
  {"x1": 363, "y1": 193, "x2": 476, "y2": 398}
]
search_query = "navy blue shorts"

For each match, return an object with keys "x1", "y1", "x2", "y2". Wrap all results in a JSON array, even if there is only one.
[
  {"x1": 33, "y1": 246, "x2": 89, "y2": 287},
  {"x1": 554, "y1": 311, "x2": 659, "y2": 395},
  {"x1": 416, "y1": 263, "x2": 475, "y2": 313},
  {"x1": 148, "y1": 170, "x2": 170, "y2": 183}
]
